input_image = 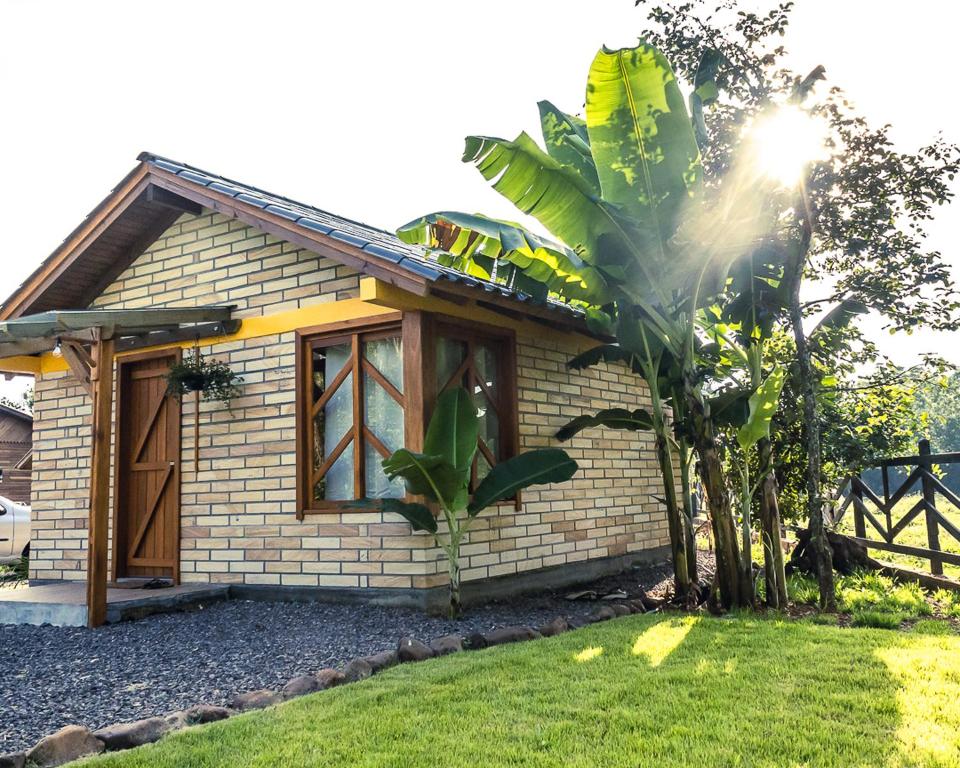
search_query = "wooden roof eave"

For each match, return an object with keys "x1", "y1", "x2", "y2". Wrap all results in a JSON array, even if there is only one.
[{"x1": 0, "y1": 164, "x2": 152, "y2": 321}]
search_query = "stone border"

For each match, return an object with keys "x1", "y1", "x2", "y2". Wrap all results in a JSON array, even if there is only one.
[{"x1": 1, "y1": 597, "x2": 663, "y2": 767}]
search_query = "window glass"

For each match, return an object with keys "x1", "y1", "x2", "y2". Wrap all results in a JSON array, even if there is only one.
[
  {"x1": 302, "y1": 329, "x2": 406, "y2": 509},
  {"x1": 474, "y1": 342, "x2": 499, "y2": 464},
  {"x1": 435, "y1": 330, "x2": 510, "y2": 490},
  {"x1": 363, "y1": 337, "x2": 405, "y2": 499},
  {"x1": 312, "y1": 343, "x2": 353, "y2": 501},
  {"x1": 437, "y1": 337, "x2": 467, "y2": 391}
]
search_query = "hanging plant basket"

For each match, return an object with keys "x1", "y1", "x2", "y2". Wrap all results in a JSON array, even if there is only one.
[{"x1": 166, "y1": 349, "x2": 243, "y2": 408}]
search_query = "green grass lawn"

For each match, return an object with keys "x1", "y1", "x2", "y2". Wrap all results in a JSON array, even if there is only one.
[
  {"x1": 77, "y1": 612, "x2": 960, "y2": 768},
  {"x1": 836, "y1": 493, "x2": 960, "y2": 580}
]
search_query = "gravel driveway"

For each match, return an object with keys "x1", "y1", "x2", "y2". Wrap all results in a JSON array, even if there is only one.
[{"x1": 1, "y1": 560, "x2": 677, "y2": 752}]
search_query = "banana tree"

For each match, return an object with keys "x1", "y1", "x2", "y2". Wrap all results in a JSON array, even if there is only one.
[
  {"x1": 398, "y1": 43, "x2": 776, "y2": 607},
  {"x1": 380, "y1": 387, "x2": 578, "y2": 617}
]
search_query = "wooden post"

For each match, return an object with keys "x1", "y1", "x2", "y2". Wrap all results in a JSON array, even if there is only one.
[
  {"x1": 918, "y1": 439, "x2": 943, "y2": 576},
  {"x1": 86, "y1": 331, "x2": 115, "y2": 628},
  {"x1": 852, "y1": 476, "x2": 866, "y2": 539},
  {"x1": 402, "y1": 311, "x2": 434, "y2": 455}
]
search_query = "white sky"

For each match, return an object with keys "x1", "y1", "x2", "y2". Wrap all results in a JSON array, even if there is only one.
[{"x1": 0, "y1": 0, "x2": 956, "y2": 402}]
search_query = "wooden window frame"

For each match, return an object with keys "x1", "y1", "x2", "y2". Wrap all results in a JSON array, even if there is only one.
[
  {"x1": 433, "y1": 317, "x2": 520, "y2": 507},
  {"x1": 295, "y1": 311, "x2": 520, "y2": 517},
  {"x1": 295, "y1": 313, "x2": 403, "y2": 517}
]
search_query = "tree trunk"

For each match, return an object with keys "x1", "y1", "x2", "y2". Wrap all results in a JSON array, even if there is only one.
[
  {"x1": 786, "y1": 203, "x2": 836, "y2": 611},
  {"x1": 758, "y1": 437, "x2": 788, "y2": 608},
  {"x1": 653, "y1": 430, "x2": 692, "y2": 599},
  {"x1": 685, "y1": 386, "x2": 749, "y2": 608},
  {"x1": 679, "y1": 440, "x2": 699, "y2": 584}
]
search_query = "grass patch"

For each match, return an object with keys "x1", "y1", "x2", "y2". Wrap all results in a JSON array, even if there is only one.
[
  {"x1": 851, "y1": 610, "x2": 904, "y2": 630},
  {"x1": 76, "y1": 613, "x2": 960, "y2": 768},
  {"x1": 910, "y1": 619, "x2": 956, "y2": 636}
]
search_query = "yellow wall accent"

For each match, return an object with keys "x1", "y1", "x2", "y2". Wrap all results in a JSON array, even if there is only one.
[
  {"x1": 0, "y1": 355, "x2": 42, "y2": 375},
  {"x1": 0, "y1": 299, "x2": 398, "y2": 377},
  {"x1": 0, "y1": 284, "x2": 592, "y2": 378},
  {"x1": 359, "y1": 277, "x2": 593, "y2": 350}
]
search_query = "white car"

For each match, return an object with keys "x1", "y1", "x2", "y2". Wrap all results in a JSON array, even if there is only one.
[{"x1": 0, "y1": 495, "x2": 30, "y2": 562}]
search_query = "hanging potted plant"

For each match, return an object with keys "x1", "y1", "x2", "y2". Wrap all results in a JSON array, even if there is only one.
[{"x1": 166, "y1": 348, "x2": 243, "y2": 407}]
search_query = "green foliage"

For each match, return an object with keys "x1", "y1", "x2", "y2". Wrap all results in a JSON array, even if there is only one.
[
  {"x1": 0, "y1": 554, "x2": 28, "y2": 583},
  {"x1": 584, "y1": 44, "x2": 702, "y2": 286},
  {"x1": 851, "y1": 611, "x2": 903, "y2": 630},
  {"x1": 787, "y1": 572, "x2": 821, "y2": 606},
  {"x1": 166, "y1": 350, "x2": 243, "y2": 407},
  {"x1": 910, "y1": 620, "x2": 955, "y2": 636},
  {"x1": 424, "y1": 386, "x2": 478, "y2": 477},
  {"x1": 468, "y1": 449, "x2": 577, "y2": 513},
  {"x1": 382, "y1": 387, "x2": 577, "y2": 615},
  {"x1": 736, "y1": 366, "x2": 785, "y2": 451},
  {"x1": 555, "y1": 408, "x2": 654, "y2": 442}
]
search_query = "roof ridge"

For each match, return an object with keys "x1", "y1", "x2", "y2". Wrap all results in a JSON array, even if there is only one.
[{"x1": 137, "y1": 152, "x2": 403, "y2": 242}]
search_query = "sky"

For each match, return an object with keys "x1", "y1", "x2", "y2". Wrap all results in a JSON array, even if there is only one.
[{"x1": 0, "y1": 0, "x2": 956, "y2": 403}]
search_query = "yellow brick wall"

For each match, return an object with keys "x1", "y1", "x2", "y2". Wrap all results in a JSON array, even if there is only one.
[{"x1": 29, "y1": 209, "x2": 670, "y2": 591}]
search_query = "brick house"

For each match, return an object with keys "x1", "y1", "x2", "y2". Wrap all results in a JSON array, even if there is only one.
[
  {"x1": 0, "y1": 153, "x2": 669, "y2": 612},
  {"x1": 0, "y1": 403, "x2": 32, "y2": 504}
]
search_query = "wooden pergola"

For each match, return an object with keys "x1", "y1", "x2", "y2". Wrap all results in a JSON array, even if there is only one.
[{"x1": 0, "y1": 306, "x2": 239, "y2": 627}]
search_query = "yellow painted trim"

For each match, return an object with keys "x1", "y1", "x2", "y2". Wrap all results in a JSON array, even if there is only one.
[
  {"x1": 34, "y1": 298, "x2": 398, "y2": 375},
  {"x1": 0, "y1": 355, "x2": 42, "y2": 375},
  {"x1": 359, "y1": 277, "x2": 593, "y2": 350}
]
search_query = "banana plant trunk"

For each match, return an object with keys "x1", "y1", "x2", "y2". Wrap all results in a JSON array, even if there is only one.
[
  {"x1": 447, "y1": 541, "x2": 463, "y2": 619},
  {"x1": 651, "y1": 399, "x2": 692, "y2": 599},
  {"x1": 758, "y1": 438, "x2": 788, "y2": 608},
  {"x1": 678, "y1": 440, "x2": 699, "y2": 584},
  {"x1": 685, "y1": 386, "x2": 750, "y2": 608}
]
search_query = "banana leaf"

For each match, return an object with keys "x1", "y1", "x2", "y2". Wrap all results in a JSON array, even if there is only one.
[
  {"x1": 381, "y1": 449, "x2": 462, "y2": 505},
  {"x1": 379, "y1": 499, "x2": 438, "y2": 534},
  {"x1": 555, "y1": 408, "x2": 654, "y2": 442},
  {"x1": 397, "y1": 211, "x2": 609, "y2": 304},
  {"x1": 566, "y1": 343, "x2": 638, "y2": 374},
  {"x1": 585, "y1": 43, "x2": 703, "y2": 279},
  {"x1": 467, "y1": 448, "x2": 577, "y2": 514},
  {"x1": 736, "y1": 367, "x2": 786, "y2": 451},
  {"x1": 423, "y1": 387, "x2": 478, "y2": 475},
  {"x1": 462, "y1": 133, "x2": 656, "y2": 288},
  {"x1": 538, "y1": 100, "x2": 600, "y2": 193}
]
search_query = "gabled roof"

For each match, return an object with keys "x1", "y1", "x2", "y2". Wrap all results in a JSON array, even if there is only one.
[
  {"x1": 0, "y1": 404, "x2": 32, "y2": 424},
  {"x1": 1, "y1": 153, "x2": 583, "y2": 328}
]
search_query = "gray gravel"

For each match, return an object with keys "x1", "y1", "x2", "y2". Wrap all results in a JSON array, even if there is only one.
[{"x1": 1, "y1": 560, "x2": 675, "y2": 752}]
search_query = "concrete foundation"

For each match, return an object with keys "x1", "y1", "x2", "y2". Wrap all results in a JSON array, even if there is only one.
[{"x1": 0, "y1": 583, "x2": 230, "y2": 627}]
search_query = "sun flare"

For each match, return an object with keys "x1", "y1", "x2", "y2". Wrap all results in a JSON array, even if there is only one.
[{"x1": 746, "y1": 105, "x2": 829, "y2": 187}]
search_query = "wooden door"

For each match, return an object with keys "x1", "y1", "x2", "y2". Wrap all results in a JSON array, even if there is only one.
[{"x1": 113, "y1": 349, "x2": 181, "y2": 581}]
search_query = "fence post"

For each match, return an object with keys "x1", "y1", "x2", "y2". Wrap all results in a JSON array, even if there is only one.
[
  {"x1": 918, "y1": 439, "x2": 943, "y2": 576},
  {"x1": 853, "y1": 476, "x2": 866, "y2": 539}
]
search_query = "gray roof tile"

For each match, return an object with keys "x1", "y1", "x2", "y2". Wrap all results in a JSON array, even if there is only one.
[{"x1": 140, "y1": 153, "x2": 580, "y2": 318}]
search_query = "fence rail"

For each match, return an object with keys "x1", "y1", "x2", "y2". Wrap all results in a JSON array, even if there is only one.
[{"x1": 828, "y1": 439, "x2": 960, "y2": 576}]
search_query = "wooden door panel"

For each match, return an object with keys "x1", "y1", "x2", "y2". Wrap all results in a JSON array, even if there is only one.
[{"x1": 113, "y1": 350, "x2": 181, "y2": 581}]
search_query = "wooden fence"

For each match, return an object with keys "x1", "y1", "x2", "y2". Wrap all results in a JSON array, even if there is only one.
[{"x1": 828, "y1": 439, "x2": 960, "y2": 575}]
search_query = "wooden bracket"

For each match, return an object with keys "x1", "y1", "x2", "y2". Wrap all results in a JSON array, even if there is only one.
[{"x1": 61, "y1": 340, "x2": 95, "y2": 398}]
